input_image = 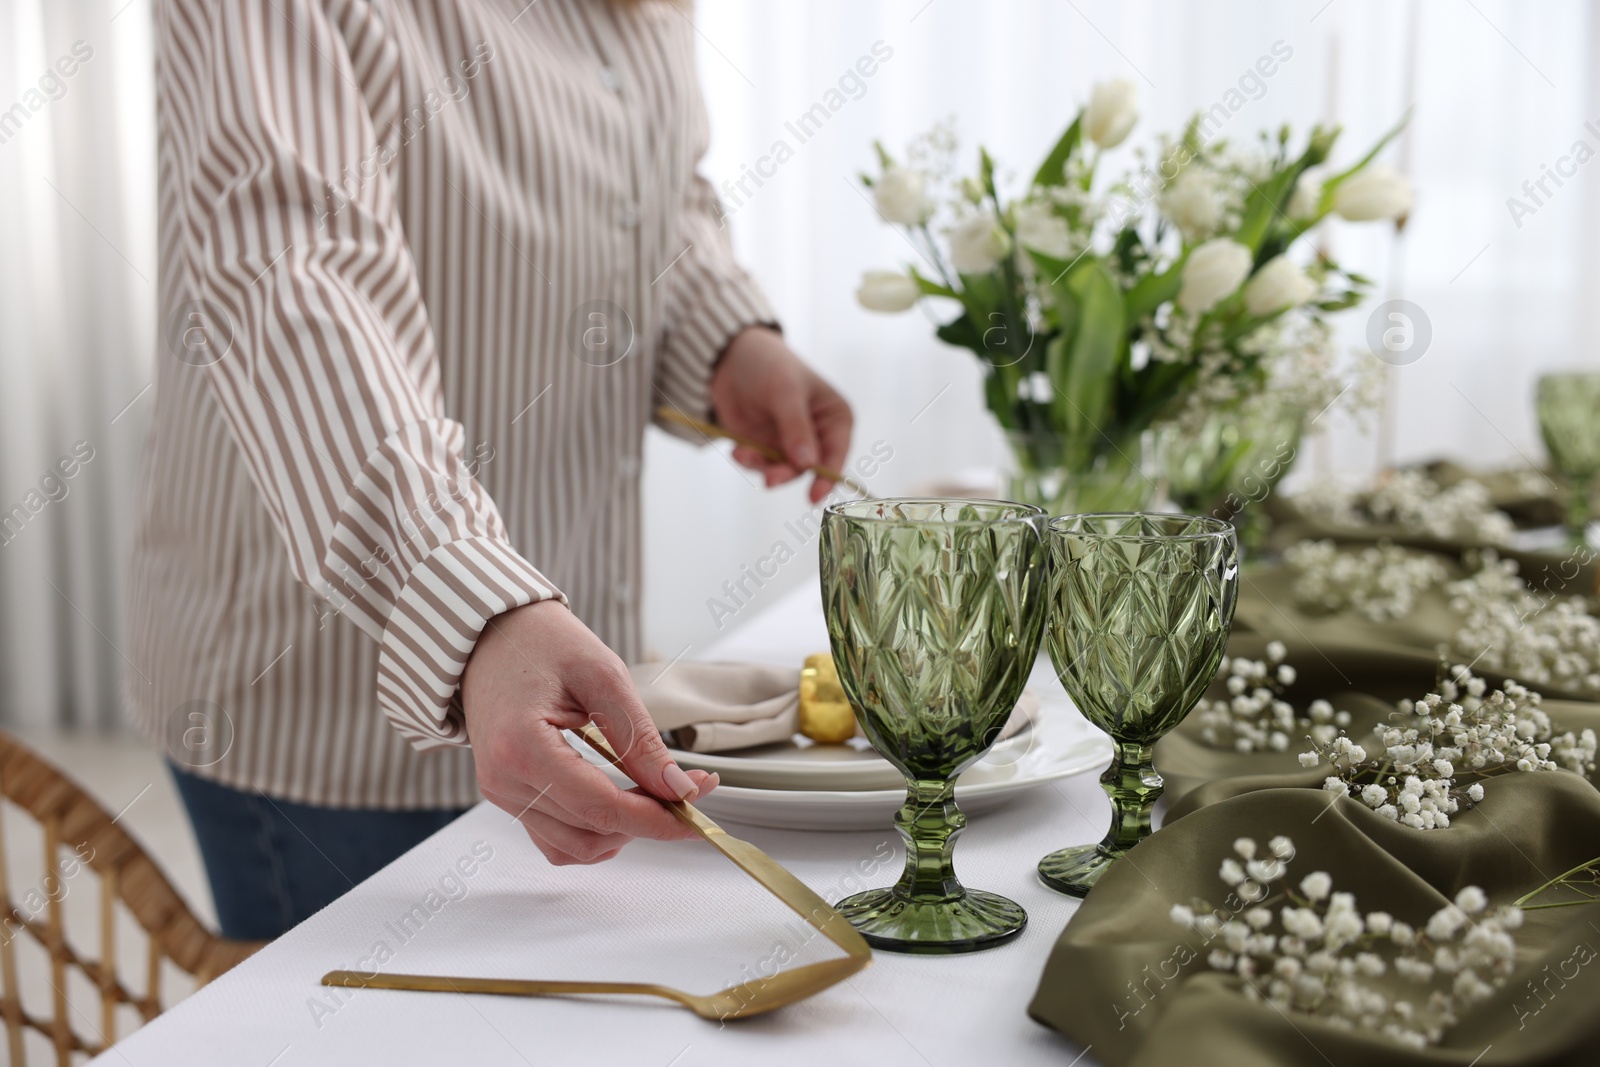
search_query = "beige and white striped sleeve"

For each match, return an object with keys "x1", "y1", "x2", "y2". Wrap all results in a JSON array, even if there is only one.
[
  {"x1": 652, "y1": 71, "x2": 779, "y2": 438},
  {"x1": 172, "y1": 0, "x2": 561, "y2": 749}
]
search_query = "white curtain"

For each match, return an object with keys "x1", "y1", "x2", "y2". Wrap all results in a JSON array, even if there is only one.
[
  {"x1": 0, "y1": 0, "x2": 154, "y2": 730},
  {"x1": 2, "y1": 1, "x2": 1597, "y2": 730},
  {"x1": 643, "y1": 0, "x2": 1600, "y2": 656}
]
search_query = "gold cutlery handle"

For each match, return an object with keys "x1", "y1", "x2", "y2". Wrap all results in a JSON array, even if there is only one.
[{"x1": 323, "y1": 969, "x2": 697, "y2": 1009}]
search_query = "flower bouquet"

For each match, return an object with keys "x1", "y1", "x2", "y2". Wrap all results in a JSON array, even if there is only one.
[{"x1": 858, "y1": 80, "x2": 1409, "y2": 514}]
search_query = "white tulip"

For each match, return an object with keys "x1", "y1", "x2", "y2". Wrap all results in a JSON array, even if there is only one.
[
  {"x1": 1333, "y1": 164, "x2": 1412, "y2": 221},
  {"x1": 874, "y1": 166, "x2": 934, "y2": 225},
  {"x1": 1013, "y1": 201, "x2": 1075, "y2": 260},
  {"x1": 1287, "y1": 170, "x2": 1323, "y2": 221},
  {"x1": 1242, "y1": 255, "x2": 1318, "y2": 316},
  {"x1": 855, "y1": 269, "x2": 921, "y2": 313},
  {"x1": 1161, "y1": 169, "x2": 1221, "y2": 241},
  {"x1": 946, "y1": 213, "x2": 1011, "y2": 274},
  {"x1": 1177, "y1": 238, "x2": 1252, "y2": 314},
  {"x1": 1083, "y1": 78, "x2": 1139, "y2": 149}
]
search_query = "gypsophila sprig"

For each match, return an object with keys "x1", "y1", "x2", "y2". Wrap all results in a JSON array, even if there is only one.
[
  {"x1": 1285, "y1": 539, "x2": 1449, "y2": 622},
  {"x1": 1171, "y1": 836, "x2": 1522, "y2": 1048},
  {"x1": 1300, "y1": 666, "x2": 1597, "y2": 829},
  {"x1": 1195, "y1": 642, "x2": 1351, "y2": 753},
  {"x1": 1447, "y1": 552, "x2": 1600, "y2": 696},
  {"x1": 1295, "y1": 470, "x2": 1516, "y2": 545}
]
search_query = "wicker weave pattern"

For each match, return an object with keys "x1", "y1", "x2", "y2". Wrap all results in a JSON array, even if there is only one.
[{"x1": 0, "y1": 732, "x2": 263, "y2": 1063}]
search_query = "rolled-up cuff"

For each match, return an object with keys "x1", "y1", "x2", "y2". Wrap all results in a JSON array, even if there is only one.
[
  {"x1": 654, "y1": 278, "x2": 779, "y2": 442},
  {"x1": 375, "y1": 536, "x2": 564, "y2": 749}
]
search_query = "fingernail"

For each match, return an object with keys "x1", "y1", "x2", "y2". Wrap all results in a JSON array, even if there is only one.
[
  {"x1": 664, "y1": 763, "x2": 697, "y2": 800},
  {"x1": 792, "y1": 445, "x2": 818, "y2": 467}
]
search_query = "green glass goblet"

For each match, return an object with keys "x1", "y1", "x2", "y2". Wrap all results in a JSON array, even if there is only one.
[
  {"x1": 1536, "y1": 372, "x2": 1600, "y2": 546},
  {"x1": 1037, "y1": 513, "x2": 1239, "y2": 897},
  {"x1": 820, "y1": 498, "x2": 1049, "y2": 953}
]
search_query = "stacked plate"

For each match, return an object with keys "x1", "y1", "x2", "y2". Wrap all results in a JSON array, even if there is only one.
[{"x1": 578, "y1": 681, "x2": 1112, "y2": 831}]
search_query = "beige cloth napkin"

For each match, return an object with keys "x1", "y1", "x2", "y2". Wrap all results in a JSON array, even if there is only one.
[{"x1": 629, "y1": 660, "x2": 1039, "y2": 754}]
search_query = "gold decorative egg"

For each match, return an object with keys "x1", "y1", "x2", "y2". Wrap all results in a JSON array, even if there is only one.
[{"x1": 798, "y1": 652, "x2": 858, "y2": 744}]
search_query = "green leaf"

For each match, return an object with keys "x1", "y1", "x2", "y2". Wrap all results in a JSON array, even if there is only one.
[
  {"x1": 908, "y1": 266, "x2": 958, "y2": 300},
  {"x1": 935, "y1": 312, "x2": 984, "y2": 353},
  {"x1": 1124, "y1": 257, "x2": 1186, "y2": 324},
  {"x1": 1031, "y1": 115, "x2": 1084, "y2": 188},
  {"x1": 1322, "y1": 109, "x2": 1412, "y2": 189},
  {"x1": 1051, "y1": 259, "x2": 1126, "y2": 460}
]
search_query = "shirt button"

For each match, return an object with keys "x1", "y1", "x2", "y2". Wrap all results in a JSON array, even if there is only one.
[
  {"x1": 613, "y1": 581, "x2": 634, "y2": 605},
  {"x1": 618, "y1": 456, "x2": 640, "y2": 478},
  {"x1": 599, "y1": 66, "x2": 622, "y2": 93},
  {"x1": 616, "y1": 204, "x2": 639, "y2": 229}
]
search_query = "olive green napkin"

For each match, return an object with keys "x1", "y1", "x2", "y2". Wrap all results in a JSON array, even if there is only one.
[
  {"x1": 1028, "y1": 775, "x2": 1600, "y2": 1067},
  {"x1": 1261, "y1": 495, "x2": 1598, "y2": 595},
  {"x1": 1421, "y1": 459, "x2": 1568, "y2": 529}
]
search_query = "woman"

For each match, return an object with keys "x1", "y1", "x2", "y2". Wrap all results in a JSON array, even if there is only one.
[{"x1": 130, "y1": 0, "x2": 852, "y2": 940}]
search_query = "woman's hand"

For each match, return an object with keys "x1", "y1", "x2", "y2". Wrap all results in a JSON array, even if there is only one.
[
  {"x1": 710, "y1": 326, "x2": 854, "y2": 503},
  {"x1": 462, "y1": 600, "x2": 718, "y2": 866}
]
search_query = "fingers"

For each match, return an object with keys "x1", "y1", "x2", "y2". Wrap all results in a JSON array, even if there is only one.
[
  {"x1": 515, "y1": 806, "x2": 631, "y2": 866},
  {"x1": 770, "y1": 391, "x2": 821, "y2": 474},
  {"x1": 809, "y1": 379, "x2": 854, "y2": 503},
  {"x1": 578, "y1": 664, "x2": 705, "y2": 806},
  {"x1": 507, "y1": 719, "x2": 702, "y2": 841}
]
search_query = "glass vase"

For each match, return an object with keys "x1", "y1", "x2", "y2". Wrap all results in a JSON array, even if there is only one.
[{"x1": 1003, "y1": 431, "x2": 1155, "y2": 517}]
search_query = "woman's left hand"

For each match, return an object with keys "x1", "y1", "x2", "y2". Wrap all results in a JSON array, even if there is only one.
[{"x1": 710, "y1": 326, "x2": 854, "y2": 503}]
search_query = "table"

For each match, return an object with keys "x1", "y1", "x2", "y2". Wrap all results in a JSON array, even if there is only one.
[{"x1": 97, "y1": 583, "x2": 1112, "y2": 1067}]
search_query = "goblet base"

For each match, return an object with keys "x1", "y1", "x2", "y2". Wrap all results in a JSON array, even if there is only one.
[
  {"x1": 1036, "y1": 843, "x2": 1121, "y2": 898},
  {"x1": 835, "y1": 887, "x2": 1027, "y2": 954}
]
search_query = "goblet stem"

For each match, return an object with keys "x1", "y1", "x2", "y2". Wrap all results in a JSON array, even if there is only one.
[
  {"x1": 1566, "y1": 480, "x2": 1593, "y2": 547},
  {"x1": 893, "y1": 778, "x2": 965, "y2": 902},
  {"x1": 1098, "y1": 740, "x2": 1162, "y2": 855},
  {"x1": 1037, "y1": 739, "x2": 1163, "y2": 897}
]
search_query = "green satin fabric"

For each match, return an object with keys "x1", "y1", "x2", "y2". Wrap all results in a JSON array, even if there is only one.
[{"x1": 1028, "y1": 575, "x2": 1600, "y2": 1065}]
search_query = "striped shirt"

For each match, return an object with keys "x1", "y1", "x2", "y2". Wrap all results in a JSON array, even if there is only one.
[{"x1": 126, "y1": 0, "x2": 775, "y2": 808}]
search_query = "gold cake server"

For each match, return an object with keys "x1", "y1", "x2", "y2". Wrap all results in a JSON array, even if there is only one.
[{"x1": 322, "y1": 724, "x2": 872, "y2": 1021}]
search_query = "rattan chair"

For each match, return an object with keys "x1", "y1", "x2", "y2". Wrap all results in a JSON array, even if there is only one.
[{"x1": 0, "y1": 731, "x2": 264, "y2": 1064}]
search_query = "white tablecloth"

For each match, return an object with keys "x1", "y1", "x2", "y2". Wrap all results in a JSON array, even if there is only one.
[{"x1": 97, "y1": 583, "x2": 1112, "y2": 1066}]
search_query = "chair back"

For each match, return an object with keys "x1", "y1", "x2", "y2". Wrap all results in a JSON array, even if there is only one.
[{"x1": 0, "y1": 731, "x2": 263, "y2": 1063}]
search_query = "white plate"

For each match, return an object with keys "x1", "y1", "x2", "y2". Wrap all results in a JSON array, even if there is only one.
[
  {"x1": 575, "y1": 704, "x2": 1111, "y2": 832},
  {"x1": 667, "y1": 691, "x2": 1040, "y2": 792}
]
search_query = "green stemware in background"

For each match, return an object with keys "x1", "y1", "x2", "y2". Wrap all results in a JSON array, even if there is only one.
[
  {"x1": 820, "y1": 499, "x2": 1048, "y2": 953},
  {"x1": 1536, "y1": 371, "x2": 1600, "y2": 546},
  {"x1": 1037, "y1": 513, "x2": 1238, "y2": 897}
]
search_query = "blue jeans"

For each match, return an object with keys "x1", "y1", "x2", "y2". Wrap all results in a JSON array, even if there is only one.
[{"x1": 169, "y1": 762, "x2": 467, "y2": 940}]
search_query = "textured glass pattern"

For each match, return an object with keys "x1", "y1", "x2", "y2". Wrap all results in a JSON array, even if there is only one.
[
  {"x1": 1037, "y1": 513, "x2": 1239, "y2": 897},
  {"x1": 1537, "y1": 372, "x2": 1600, "y2": 545},
  {"x1": 820, "y1": 499, "x2": 1048, "y2": 953}
]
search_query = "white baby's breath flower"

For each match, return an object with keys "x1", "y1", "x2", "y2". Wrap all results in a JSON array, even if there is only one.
[
  {"x1": 1186, "y1": 835, "x2": 1519, "y2": 1048},
  {"x1": 1299, "y1": 872, "x2": 1333, "y2": 902}
]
